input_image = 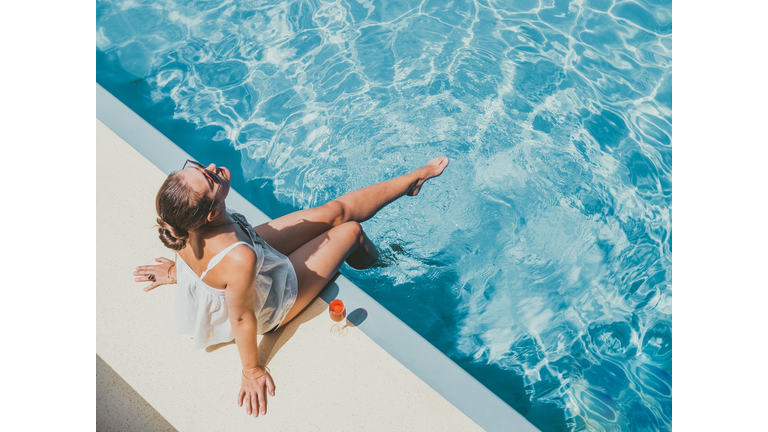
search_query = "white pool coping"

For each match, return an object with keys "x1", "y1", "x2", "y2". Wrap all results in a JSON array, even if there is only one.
[{"x1": 96, "y1": 82, "x2": 539, "y2": 432}]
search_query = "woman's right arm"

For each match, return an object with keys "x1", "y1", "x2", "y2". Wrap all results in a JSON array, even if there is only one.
[{"x1": 223, "y1": 246, "x2": 276, "y2": 418}]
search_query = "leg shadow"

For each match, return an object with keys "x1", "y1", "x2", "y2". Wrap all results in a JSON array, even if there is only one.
[{"x1": 257, "y1": 281, "x2": 340, "y2": 365}]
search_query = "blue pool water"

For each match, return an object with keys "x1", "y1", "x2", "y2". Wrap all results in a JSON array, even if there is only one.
[{"x1": 97, "y1": 1, "x2": 672, "y2": 430}]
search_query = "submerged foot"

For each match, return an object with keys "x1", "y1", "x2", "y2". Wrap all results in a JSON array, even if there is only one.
[{"x1": 407, "y1": 157, "x2": 450, "y2": 196}]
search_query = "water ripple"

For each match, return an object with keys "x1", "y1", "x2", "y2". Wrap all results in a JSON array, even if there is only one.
[{"x1": 97, "y1": 0, "x2": 672, "y2": 430}]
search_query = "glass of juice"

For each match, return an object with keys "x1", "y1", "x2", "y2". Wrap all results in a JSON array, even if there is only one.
[{"x1": 329, "y1": 299, "x2": 348, "y2": 338}]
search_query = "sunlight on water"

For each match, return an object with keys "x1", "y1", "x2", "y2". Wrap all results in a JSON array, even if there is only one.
[{"x1": 97, "y1": 1, "x2": 672, "y2": 430}]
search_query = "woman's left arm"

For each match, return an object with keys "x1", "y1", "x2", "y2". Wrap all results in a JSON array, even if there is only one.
[
  {"x1": 223, "y1": 246, "x2": 276, "y2": 418},
  {"x1": 135, "y1": 257, "x2": 176, "y2": 292}
]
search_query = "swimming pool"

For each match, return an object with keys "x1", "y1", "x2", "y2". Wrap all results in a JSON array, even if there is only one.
[{"x1": 97, "y1": 1, "x2": 672, "y2": 430}]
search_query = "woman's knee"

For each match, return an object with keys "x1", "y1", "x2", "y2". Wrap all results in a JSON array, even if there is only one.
[
  {"x1": 320, "y1": 200, "x2": 347, "y2": 227},
  {"x1": 337, "y1": 221, "x2": 363, "y2": 242},
  {"x1": 327, "y1": 221, "x2": 366, "y2": 251}
]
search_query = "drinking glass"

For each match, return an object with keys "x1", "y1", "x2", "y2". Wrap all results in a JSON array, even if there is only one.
[{"x1": 329, "y1": 299, "x2": 348, "y2": 338}]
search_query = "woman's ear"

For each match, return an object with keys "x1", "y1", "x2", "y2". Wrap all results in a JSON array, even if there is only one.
[{"x1": 207, "y1": 205, "x2": 220, "y2": 223}]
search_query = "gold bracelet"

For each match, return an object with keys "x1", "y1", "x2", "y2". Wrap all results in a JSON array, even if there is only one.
[
  {"x1": 167, "y1": 263, "x2": 177, "y2": 284},
  {"x1": 242, "y1": 366, "x2": 270, "y2": 380}
]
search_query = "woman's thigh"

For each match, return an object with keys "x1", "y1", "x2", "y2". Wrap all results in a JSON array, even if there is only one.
[
  {"x1": 278, "y1": 221, "x2": 362, "y2": 326},
  {"x1": 253, "y1": 201, "x2": 344, "y2": 257}
]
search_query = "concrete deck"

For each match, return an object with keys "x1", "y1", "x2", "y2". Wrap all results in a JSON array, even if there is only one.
[{"x1": 96, "y1": 119, "x2": 488, "y2": 431}]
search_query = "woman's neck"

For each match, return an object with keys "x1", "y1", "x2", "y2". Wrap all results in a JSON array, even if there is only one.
[
  {"x1": 185, "y1": 204, "x2": 233, "y2": 256},
  {"x1": 203, "y1": 202, "x2": 230, "y2": 228},
  {"x1": 188, "y1": 228, "x2": 231, "y2": 260}
]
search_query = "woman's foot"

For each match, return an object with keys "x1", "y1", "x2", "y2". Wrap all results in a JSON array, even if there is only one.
[{"x1": 407, "y1": 157, "x2": 450, "y2": 196}]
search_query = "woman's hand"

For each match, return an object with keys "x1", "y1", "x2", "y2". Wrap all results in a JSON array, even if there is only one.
[
  {"x1": 134, "y1": 257, "x2": 176, "y2": 292},
  {"x1": 239, "y1": 367, "x2": 276, "y2": 417}
]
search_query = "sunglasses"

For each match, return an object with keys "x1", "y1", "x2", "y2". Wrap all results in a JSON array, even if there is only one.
[{"x1": 183, "y1": 159, "x2": 223, "y2": 213}]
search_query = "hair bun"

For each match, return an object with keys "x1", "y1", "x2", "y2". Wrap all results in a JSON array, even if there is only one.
[{"x1": 157, "y1": 218, "x2": 188, "y2": 251}]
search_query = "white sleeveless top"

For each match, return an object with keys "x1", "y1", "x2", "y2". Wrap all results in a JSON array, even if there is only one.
[{"x1": 174, "y1": 209, "x2": 298, "y2": 349}]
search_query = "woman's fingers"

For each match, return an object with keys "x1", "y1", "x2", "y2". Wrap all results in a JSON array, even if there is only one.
[
  {"x1": 266, "y1": 375, "x2": 276, "y2": 396},
  {"x1": 244, "y1": 394, "x2": 252, "y2": 415},
  {"x1": 251, "y1": 392, "x2": 259, "y2": 417},
  {"x1": 133, "y1": 272, "x2": 160, "y2": 292},
  {"x1": 135, "y1": 258, "x2": 171, "y2": 275},
  {"x1": 134, "y1": 267, "x2": 152, "y2": 276},
  {"x1": 135, "y1": 264, "x2": 160, "y2": 273},
  {"x1": 134, "y1": 268, "x2": 158, "y2": 281},
  {"x1": 238, "y1": 385, "x2": 268, "y2": 418},
  {"x1": 257, "y1": 387, "x2": 267, "y2": 415}
]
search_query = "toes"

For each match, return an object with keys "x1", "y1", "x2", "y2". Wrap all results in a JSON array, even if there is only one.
[
  {"x1": 425, "y1": 157, "x2": 449, "y2": 172},
  {"x1": 429, "y1": 156, "x2": 448, "y2": 167},
  {"x1": 430, "y1": 157, "x2": 449, "y2": 175}
]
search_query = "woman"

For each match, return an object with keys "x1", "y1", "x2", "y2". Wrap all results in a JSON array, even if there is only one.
[{"x1": 133, "y1": 156, "x2": 449, "y2": 418}]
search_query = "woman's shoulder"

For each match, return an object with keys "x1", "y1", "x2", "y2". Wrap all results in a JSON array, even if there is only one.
[
  {"x1": 220, "y1": 241, "x2": 258, "y2": 269},
  {"x1": 215, "y1": 242, "x2": 259, "y2": 290}
]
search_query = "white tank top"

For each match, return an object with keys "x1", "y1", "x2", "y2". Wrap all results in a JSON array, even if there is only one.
[{"x1": 174, "y1": 210, "x2": 298, "y2": 349}]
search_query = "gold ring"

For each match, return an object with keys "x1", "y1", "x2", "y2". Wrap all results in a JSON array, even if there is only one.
[{"x1": 148, "y1": 274, "x2": 156, "y2": 282}]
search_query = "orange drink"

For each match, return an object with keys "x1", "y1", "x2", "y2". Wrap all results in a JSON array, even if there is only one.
[{"x1": 329, "y1": 299, "x2": 348, "y2": 338}]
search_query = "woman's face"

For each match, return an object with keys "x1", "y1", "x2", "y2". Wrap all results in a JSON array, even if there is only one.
[{"x1": 179, "y1": 162, "x2": 232, "y2": 209}]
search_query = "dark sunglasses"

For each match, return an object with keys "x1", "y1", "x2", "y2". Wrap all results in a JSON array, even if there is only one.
[{"x1": 183, "y1": 159, "x2": 222, "y2": 213}]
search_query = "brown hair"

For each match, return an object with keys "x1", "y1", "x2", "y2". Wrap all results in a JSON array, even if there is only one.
[{"x1": 155, "y1": 172, "x2": 214, "y2": 250}]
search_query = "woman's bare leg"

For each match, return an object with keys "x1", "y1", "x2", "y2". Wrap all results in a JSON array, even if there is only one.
[
  {"x1": 278, "y1": 221, "x2": 378, "y2": 327},
  {"x1": 253, "y1": 204, "x2": 341, "y2": 257},
  {"x1": 331, "y1": 156, "x2": 449, "y2": 223},
  {"x1": 254, "y1": 157, "x2": 449, "y2": 256}
]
